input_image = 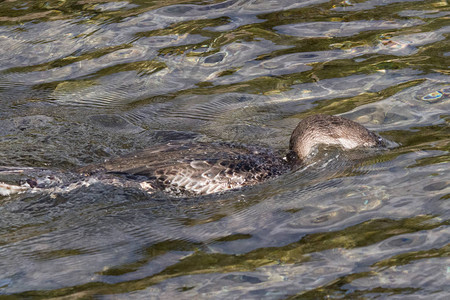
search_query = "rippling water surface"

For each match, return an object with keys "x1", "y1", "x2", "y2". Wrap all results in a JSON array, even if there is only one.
[{"x1": 0, "y1": 0, "x2": 449, "y2": 298}]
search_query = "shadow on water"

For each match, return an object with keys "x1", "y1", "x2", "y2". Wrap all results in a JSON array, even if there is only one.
[{"x1": 0, "y1": 0, "x2": 449, "y2": 298}]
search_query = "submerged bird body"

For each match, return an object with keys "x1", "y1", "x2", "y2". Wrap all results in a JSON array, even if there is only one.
[
  {"x1": 1, "y1": 114, "x2": 386, "y2": 197},
  {"x1": 80, "y1": 142, "x2": 289, "y2": 196}
]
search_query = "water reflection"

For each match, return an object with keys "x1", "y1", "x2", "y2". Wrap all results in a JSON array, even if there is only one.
[{"x1": 0, "y1": 0, "x2": 449, "y2": 298}]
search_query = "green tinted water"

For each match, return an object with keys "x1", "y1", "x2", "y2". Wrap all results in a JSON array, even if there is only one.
[{"x1": 0, "y1": 0, "x2": 449, "y2": 298}]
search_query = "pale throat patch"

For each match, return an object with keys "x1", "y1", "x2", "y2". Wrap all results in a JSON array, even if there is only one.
[
  {"x1": 337, "y1": 137, "x2": 362, "y2": 149},
  {"x1": 300, "y1": 136, "x2": 363, "y2": 159}
]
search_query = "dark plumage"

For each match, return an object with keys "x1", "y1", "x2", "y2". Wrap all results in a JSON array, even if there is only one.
[
  {"x1": 0, "y1": 114, "x2": 386, "y2": 197},
  {"x1": 79, "y1": 142, "x2": 289, "y2": 196},
  {"x1": 79, "y1": 114, "x2": 385, "y2": 196}
]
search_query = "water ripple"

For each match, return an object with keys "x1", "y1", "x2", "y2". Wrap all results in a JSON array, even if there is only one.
[{"x1": 0, "y1": 0, "x2": 448, "y2": 298}]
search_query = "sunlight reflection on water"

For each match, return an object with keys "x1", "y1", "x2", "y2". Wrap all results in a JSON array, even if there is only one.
[{"x1": 0, "y1": 0, "x2": 449, "y2": 298}]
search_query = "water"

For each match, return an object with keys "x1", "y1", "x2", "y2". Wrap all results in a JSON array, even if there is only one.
[{"x1": 0, "y1": 0, "x2": 449, "y2": 298}]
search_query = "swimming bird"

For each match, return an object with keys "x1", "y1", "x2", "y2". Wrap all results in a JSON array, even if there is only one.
[
  {"x1": 0, "y1": 114, "x2": 385, "y2": 197},
  {"x1": 80, "y1": 114, "x2": 386, "y2": 196}
]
